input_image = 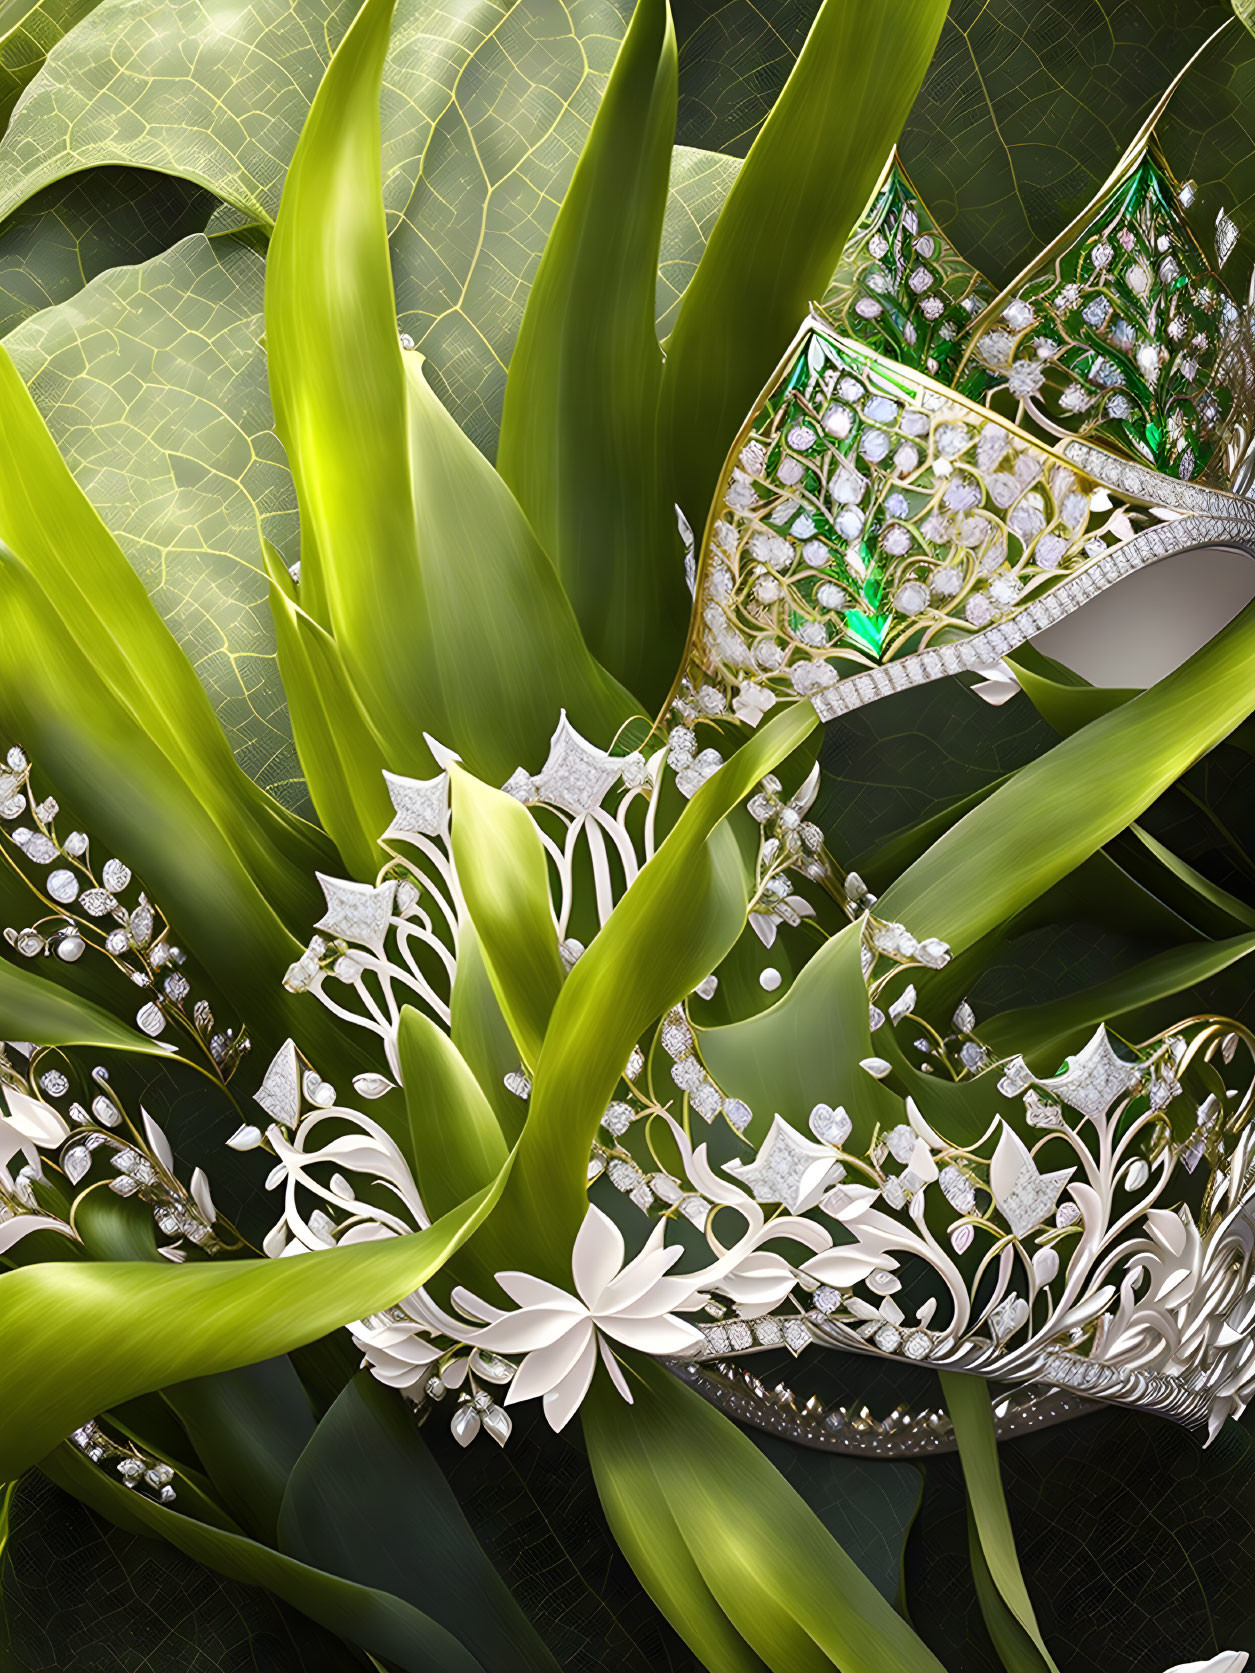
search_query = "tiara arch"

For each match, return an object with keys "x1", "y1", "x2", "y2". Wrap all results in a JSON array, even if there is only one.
[{"x1": 671, "y1": 21, "x2": 1255, "y2": 737}]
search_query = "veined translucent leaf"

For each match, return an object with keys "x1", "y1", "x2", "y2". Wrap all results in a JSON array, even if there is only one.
[
  {"x1": 0, "y1": 0, "x2": 360, "y2": 225},
  {"x1": 278, "y1": 1373, "x2": 557, "y2": 1673},
  {"x1": 876, "y1": 602, "x2": 1255, "y2": 958},
  {"x1": 0, "y1": 0, "x2": 101, "y2": 127},
  {"x1": 41, "y1": 1442, "x2": 488, "y2": 1673},
  {"x1": 0, "y1": 0, "x2": 639, "y2": 454},
  {"x1": 265, "y1": 0, "x2": 634, "y2": 774},
  {"x1": 980, "y1": 932, "x2": 1255, "y2": 1064},
  {"x1": 498, "y1": 0, "x2": 683, "y2": 704},
  {"x1": 655, "y1": 144, "x2": 740, "y2": 338},
  {"x1": 0, "y1": 961, "x2": 172, "y2": 1058},
  {"x1": 940, "y1": 1371, "x2": 1060, "y2": 1673},
  {"x1": 397, "y1": 1005, "x2": 507, "y2": 1232},
  {"x1": 494, "y1": 703, "x2": 816, "y2": 1281},
  {"x1": 0, "y1": 348, "x2": 328, "y2": 929},
  {"x1": 584, "y1": 1356, "x2": 946, "y2": 1673},
  {"x1": 449, "y1": 768, "x2": 565, "y2": 1071},
  {"x1": 0, "y1": 1168, "x2": 506, "y2": 1480},
  {"x1": 4, "y1": 231, "x2": 310, "y2": 810},
  {"x1": 0, "y1": 168, "x2": 212, "y2": 338},
  {"x1": 263, "y1": 541, "x2": 392, "y2": 883},
  {"x1": 660, "y1": 0, "x2": 947, "y2": 534}
]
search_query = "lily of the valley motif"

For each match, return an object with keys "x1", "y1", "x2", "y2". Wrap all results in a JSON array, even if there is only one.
[{"x1": 237, "y1": 712, "x2": 1255, "y2": 1449}]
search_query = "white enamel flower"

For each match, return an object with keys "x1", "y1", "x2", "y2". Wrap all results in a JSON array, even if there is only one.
[
  {"x1": 1162, "y1": 1655, "x2": 1247, "y2": 1673},
  {"x1": 460, "y1": 1205, "x2": 706, "y2": 1430},
  {"x1": 1, "y1": 1087, "x2": 76, "y2": 1253}
]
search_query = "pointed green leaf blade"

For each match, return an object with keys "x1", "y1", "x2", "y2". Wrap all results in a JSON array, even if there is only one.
[
  {"x1": 584, "y1": 1357, "x2": 946, "y2": 1673},
  {"x1": 498, "y1": 0, "x2": 684, "y2": 704},
  {"x1": 0, "y1": 1169, "x2": 506, "y2": 1481},
  {"x1": 278, "y1": 1372, "x2": 557, "y2": 1673},
  {"x1": 397, "y1": 1005, "x2": 507, "y2": 1228},
  {"x1": 498, "y1": 703, "x2": 816, "y2": 1279},
  {"x1": 876, "y1": 602, "x2": 1255, "y2": 958},
  {"x1": 661, "y1": 0, "x2": 947, "y2": 532},
  {"x1": 941, "y1": 1371, "x2": 1060, "y2": 1673},
  {"x1": 41, "y1": 1442, "x2": 487, "y2": 1673}
]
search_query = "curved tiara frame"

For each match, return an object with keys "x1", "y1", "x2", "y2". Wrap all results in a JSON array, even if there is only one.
[{"x1": 680, "y1": 314, "x2": 1255, "y2": 727}]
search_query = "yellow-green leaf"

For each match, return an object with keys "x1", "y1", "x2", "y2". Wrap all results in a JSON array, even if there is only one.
[
  {"x1": 661, "y1": 0, "x2": 948, "y2": 532},
  {"x1": 0, "y1": 1169, "x2": 506, "y2": 1481},
  {"x1": 449, "y1": 766, "x2": 565, "y2": 1070},
  {"x1": 584, "y1": 1356, "x2": 946, "y2": 1673}
]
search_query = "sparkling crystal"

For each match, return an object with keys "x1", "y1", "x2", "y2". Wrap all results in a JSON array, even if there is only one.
[{"x1": 315, "y1": 875, "x2": 396, "y2": 953}]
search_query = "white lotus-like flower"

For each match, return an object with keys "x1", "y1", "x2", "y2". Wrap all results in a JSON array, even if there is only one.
[
  {"x1": 460, "y1": 1205, "x2": 707, "y2": 1430},
  {"x1": 0, "y1": 1087, "x2": 76, "y2": 1255},
  {"x1": 1163, "y1": 1653, "x2": 1247, "y2": 1673}
]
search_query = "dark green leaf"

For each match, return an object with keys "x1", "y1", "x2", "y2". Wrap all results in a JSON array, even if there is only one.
[
  {"x1": 278, "y1": 1372, "x2": 556, "y2": 1673},
  {"x1": 585, "y1": 1356, "x2": 946, "y2": 1672},
  {"x1": 41, "y1": 1442, "x2": 486, "y2": 1673}
]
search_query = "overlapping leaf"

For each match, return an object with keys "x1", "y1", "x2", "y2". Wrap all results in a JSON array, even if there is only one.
[
  {"x1": 0, "y1": 1170, "x2": 504, "y2": 1480},
  {"x1": 4, "y1": 231, "x2": 307, "y2": 807}
]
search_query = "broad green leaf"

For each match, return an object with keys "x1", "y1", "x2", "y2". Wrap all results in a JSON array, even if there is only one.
[
  {"x1": 399, "y1": 353, "x2": 637, "y2": 772},
  {"x1": 449, "y1": 767, "x2": 565, "y2": 1071},
  {"x1": 0, "y1": 959, "x2": 173, "y2": 1059},
  {"x1": 660, "y1": 0, "x2": 947, "y2": 533},
  {"x1": 4, "y1": 230, "x2": 310, "y2": 811},
  {"x1": 0, "y1": 167, "x2": 211, "y2": 338},
  {"x1": 450, "y1": 921, "x2": 530, "y2": 1144},
  {"x1": 697, "y1": 919, "x2": 899, "y2": 1147},
  {"x1": 41, "y1": 1442, "x2": 488, "y2": 1673},
  {"x1": 585, "y1": 1356, "x2": 946, "y2": 1673},
  {"x1": 0, "y1": 1168, "x2": 505, "y2": 1480},
  {"x1": 941, "y1": 1371, "x2": 1060, "y2": 1673},
  {"x1": 385, "y1": 0, "x2": 634, "y2": 456},
  {"x1": 0, "y1": 0, "x2": 101, "y2": 128},
  {"x1": 397, "y1": 1005, "x2": 507, "y2": 1229},
  {"x1": 0, "y1": 0, "x2": 647, "y2": 456},
  {"x1": 265, "y1": 0, "x2": 634, "y2": 775},
  {"x1": 980, "y1": 932, "x2": 1255, "y2": 1064},
  {"x1": 498, "y1": 0, "x2": 682, "y2": 704},
  {"x1": 0, "y1": 0, "x2": 359, "y2": 224},
  {"x1": 671, "y1": 0, "x2": 821, "y2": 156},
  {"x1": 876, "y1": 602, "x2": 1255, "y2": 958},
  {"x1": 496, "y1": 703, "x2": 816, "y2": 1280},
  {"x1": 164, "y1": 1358, "x2": 316, "y2": 1544},
  {"x1": 278, "y1": 1372, "x2": 557, "y2": 1673},
  {"x1": 749, "y1": 1429, "x2": 924, "y2": 1609},
  {"x1": 263, "y1": 541, "x2": 392, "y2": 883}
]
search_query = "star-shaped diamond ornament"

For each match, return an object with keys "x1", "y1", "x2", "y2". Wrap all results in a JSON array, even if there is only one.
[
  {"x1": 382, "y1": 770, "x2": 449, "y2": 839},
  {"x1": 989, "y1": 1123, "x2": 1074, "y2": 1239},
  {"x1": 725, "y1": 1114, "x2": 845, "y2": 1212},
  {"x1": 529, "y1": 712, "x2": 623, "y2": 815},
  {"x1": 1034, "y1": 1026, "x2": 1142, "y2": 1120},
  {"x1": 314, "y1": 875, "x2": 396, "y2": 955}
]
